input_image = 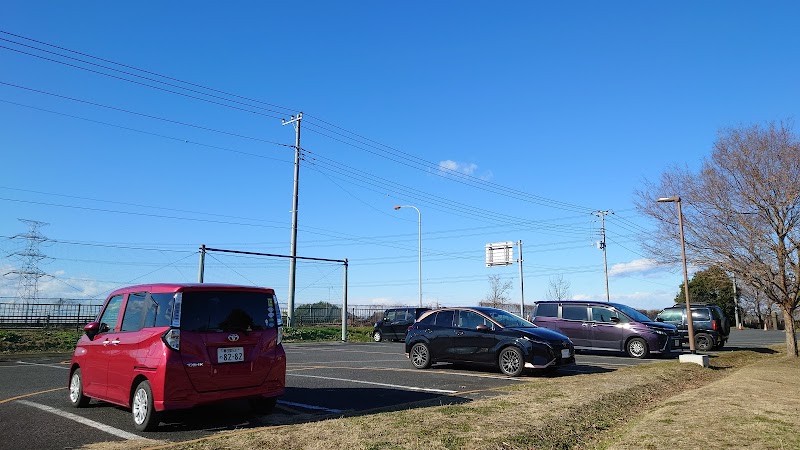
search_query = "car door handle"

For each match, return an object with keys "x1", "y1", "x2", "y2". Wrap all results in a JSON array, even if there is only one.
[
  {"x1": 111, "y1": 339, "x2": 120, "y2": 345},
  {"x1": 456, "y1": 331, "x2": 464, "y2": 336},
  {"x1": 425, "y1": 329, "x2": 433, "y2": 333}
]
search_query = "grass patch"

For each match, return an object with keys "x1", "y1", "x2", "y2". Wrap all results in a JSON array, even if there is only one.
[
  {"x1": 604, "y1": 353, "x2": 800, "y2": 450},
  {"x1": 127, "y1": 349, "x2": 794, "y2": 450}
]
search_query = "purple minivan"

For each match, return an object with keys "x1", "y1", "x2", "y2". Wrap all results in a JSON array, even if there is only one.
[{"x1": 531, "y1": 300, "x2": 680, "y2": 358}]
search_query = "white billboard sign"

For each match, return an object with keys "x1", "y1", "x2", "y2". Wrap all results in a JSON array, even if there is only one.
[{"x1": 485, "y1": 241, "x2": 514, "y2": 267}]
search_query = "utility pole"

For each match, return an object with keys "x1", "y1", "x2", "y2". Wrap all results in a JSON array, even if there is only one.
[
  {"x1": 197, "y1": 244, "x2": 206, "y2": 283},
  {"x1": 517, "y1": 240, "x2": 525, "y2": 318},
  {"x1": 594, "y1": 210, "x2": 612, "y2": 302},
  {"x1": 283, "y1": 112, "x2": 303, "y2": 327}
]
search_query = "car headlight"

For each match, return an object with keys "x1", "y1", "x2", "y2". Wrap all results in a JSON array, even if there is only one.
[{"x1": 649, "y1": 328, "x2": 667, "y2": 335}]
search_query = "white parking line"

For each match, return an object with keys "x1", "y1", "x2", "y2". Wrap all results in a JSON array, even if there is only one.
[
  {"x1": 16, "y1": 400, "x2": 152, "y2": 441},
  {"x1": 288, "y1": 373, "x2": 457, "y2": 394},
  {"x1": 15, "y1": 361, "x2": 69, "y2": 370},
  {"x1": 277, "y1": 400, "x2": 344, "y2": 413},
  {"x1": 287, "y1": 364, "x2": 527, "y2": 381},
  {"x1": 296, "y1": 348, "x2": 403, "y2": 356},
  {"x1": 286, "y1": 359, "x2": 403, "y2": 365}
]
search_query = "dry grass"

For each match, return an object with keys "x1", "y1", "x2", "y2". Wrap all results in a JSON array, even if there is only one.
[
  {"x1": 603, "y1": 357, "x2": 800, "y2": 450},
  {"x1": 83, "y1": 349, "x2": 798, "y2": 450}
]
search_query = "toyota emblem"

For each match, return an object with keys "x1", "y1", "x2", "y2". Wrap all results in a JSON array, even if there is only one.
[{"x1": 227, "y1": 334, "x2": 240, "y2": 342}]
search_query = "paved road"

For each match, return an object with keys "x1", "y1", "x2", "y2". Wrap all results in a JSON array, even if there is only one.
[{"x1": 0, "y1": 329, "x2": 787, "y2": 450}]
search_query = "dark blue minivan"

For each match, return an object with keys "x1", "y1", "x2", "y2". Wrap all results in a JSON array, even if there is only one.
[{"x1": 532, "y1": 300, "x2": 680, "y2": 358}]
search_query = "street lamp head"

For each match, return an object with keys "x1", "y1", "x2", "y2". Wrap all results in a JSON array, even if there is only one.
[
  {"x1": 393, "y1": 206, "x2": 402, "y2": 210},
  {"x1": 657, "y1": 196, "x2": 681, "y2": 203}
]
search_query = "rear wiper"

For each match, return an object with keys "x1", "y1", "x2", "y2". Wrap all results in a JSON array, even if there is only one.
[{"x1": 223, "y1": 326, "x2": 249, "y2": 336}]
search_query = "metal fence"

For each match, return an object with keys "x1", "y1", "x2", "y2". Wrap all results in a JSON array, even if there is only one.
[
  {"x1": 283, "y1": 304, "x2": 387, "y2": 327},
  {"x1": 0, "y1": 301, "x2": 388, "y2": 329},
  {"x1": 0, "y1": 302, "x2": 102, "y2": 330}
]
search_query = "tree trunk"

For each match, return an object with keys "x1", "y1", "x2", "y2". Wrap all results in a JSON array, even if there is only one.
[{"x1": 782, "y1": 306, "x2": 798, "y2": 357}]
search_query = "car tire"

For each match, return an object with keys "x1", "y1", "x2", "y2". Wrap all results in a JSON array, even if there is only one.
[
  {"x1": 626, "y1": 337, "x2": 650, "y2": 359},
  {"x1": 250, "y1": 396, "x2": 278, "y2": 414},
  {"x1": 498, "y1": 346, "x2": 525, "y2": 377},
  {"x1": 68, "y1": 368, "x2": 90, "y2": 408},
  {"x1": 695, "y1": 333, "x2": 714, "y2": 351},
  {"x1": 372, "y1": 330, "x2": 383, "y2": 342},
  {"x1": 132, "y1": 380, "x2": 160, "y2": 432},
  {"x1": 410, "y1": 342, "x2": 431, "y2": 369}
]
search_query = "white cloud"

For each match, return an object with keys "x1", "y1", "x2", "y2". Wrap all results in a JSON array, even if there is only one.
[
  {"x1": 367, "y1": 297, "x2": 394, "y2": 306},
  {"x1": 438, "y1": 160, "x2": 478, "y2": 176},
  {"x1": 608, "y1": 259, "x2": 663, "y2": 277},
  {"x1": 0, "y1": 264, "x2": 17, "y2": 297},
  {"x1": 0, "y1": 264, "x2": 115, "y2": 302}
]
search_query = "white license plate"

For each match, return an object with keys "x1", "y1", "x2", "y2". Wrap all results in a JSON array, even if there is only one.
[
  {"x1": 218, "y1": 347, "x2": 244, "y2": 363},
  {"x1": 561, "y1": 348, "x2": 571, "y2": 358}
]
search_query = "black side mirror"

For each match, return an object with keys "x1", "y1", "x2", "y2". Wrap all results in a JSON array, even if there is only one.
[
  {"x1": 83, "y1": 322, "x2": 100, "y2": 340},
  {"x1": 610, "y1": 317, "x2": 620, "y2": 324},
  {"x1": 656, "y1": 317, "x2": 664, "y2": 322},
  {"x1": 476, "y1": 324, "x2": 489, "y2": 331}
]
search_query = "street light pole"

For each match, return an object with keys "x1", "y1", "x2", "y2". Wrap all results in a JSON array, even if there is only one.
[
  {"x1": 658, "y1": 196, "x2": 697, "y2": 354},
  {"x1": 394, "y1": 205, "x2": 422, "y2": 307}
]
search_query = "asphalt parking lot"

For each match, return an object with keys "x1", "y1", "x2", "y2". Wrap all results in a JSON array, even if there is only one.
[{"x1": 0, "y1": 329, "x2": 787, "y2": 450}]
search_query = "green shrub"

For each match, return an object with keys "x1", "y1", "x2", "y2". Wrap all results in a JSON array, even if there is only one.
[
  {"x1": 0, "y1": 325, "x2": 375, "y2": 354},
  {"x1": 0, "y1": 329, "x2": 82, "y2": 353},
  {"x1": 283, "y1": 326, "x2": 373, "y2": 343}
]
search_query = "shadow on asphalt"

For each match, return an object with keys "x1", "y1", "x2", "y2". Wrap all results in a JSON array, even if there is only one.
[{"x1": 93, "y1": 387, "x2": 474, "y2": 433}]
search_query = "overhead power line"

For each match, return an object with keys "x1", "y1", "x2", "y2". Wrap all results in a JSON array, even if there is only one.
[
  {"x1": 0, "y1": 91, "x2": 590, "y2": 229},
  {"x1": 0, "y1": 29, "x2": 596, "y2": 214}
]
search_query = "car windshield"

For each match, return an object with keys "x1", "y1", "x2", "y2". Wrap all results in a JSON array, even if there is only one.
[
  {"x1": 615, "y1": 304, "x2": 652, "y2": 323},
  {"x1": 180, "y1": 290, "x2": 278, "y2": 332},
  {"x1": 484, "y1": 309, "x2": 535, "y2": 328}
]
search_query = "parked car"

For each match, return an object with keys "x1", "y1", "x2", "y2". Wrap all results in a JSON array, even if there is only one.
[
  {"x1": 68, "y1": 283, "x2": 286, "y2": 431},
  {"x1": 655, "y1": 303, "x2": 731, "y2": 351},
  {"x1": 373, "y1": 307, "x2": 430, "y2": 342},
  {"x1": 404, "y1": 307, "x2": 575, "y2": 376},
  {"x1": 531, "y1": 300, "x2": 680, "y2": 359}
]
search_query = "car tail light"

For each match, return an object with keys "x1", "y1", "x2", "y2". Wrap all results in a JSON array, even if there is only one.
[
  {"x1": 162, "y1": 328, "x2": 180, "y2": 351},
  {"x1": 277, "y1": 326, "x2": 283, "y2": 345},
  {"x1": 712, "y1": 319, "x2": 719, "y2": 331}
]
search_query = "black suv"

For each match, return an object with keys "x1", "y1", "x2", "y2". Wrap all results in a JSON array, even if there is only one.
[
  {"x1": 656, "y1": 303, "x2": 731, "y2": 351},
  {"x1": 373, "y1": 307, "x2": 430, "y2": 342}
]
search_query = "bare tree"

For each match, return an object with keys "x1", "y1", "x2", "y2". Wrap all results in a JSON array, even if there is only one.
[
  {"x1": 545, "y1": 274, "x2": 572, "y2": 301},
  {"x1": 480, "y1": 275, "x2": 512, "y2": 308},
  {"x1": 739, "y1": 281, "x2": 779, "y2": 329},
  {"x1": 636, "y1": 120, "x2": 800, "y2": 357}
]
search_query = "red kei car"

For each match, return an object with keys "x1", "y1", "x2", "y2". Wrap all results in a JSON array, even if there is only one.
[{"x1": 68, "y1": 283, "x2": 286, "y2": 431}]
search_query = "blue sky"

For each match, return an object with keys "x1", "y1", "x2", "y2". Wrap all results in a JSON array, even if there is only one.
[{"x1": 2, "y1": 2, "x2": 799, "y2": 310}]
